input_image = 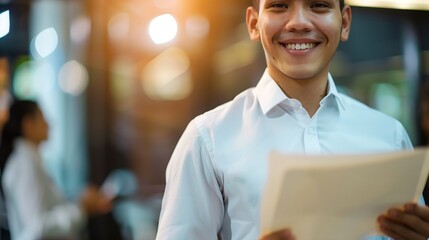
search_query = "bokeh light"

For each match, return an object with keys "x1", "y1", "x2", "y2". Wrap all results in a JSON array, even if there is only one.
[
  {"x1": 58, "y1": 60, "x2": 89, "y2": 96},
  {"x1": 185, "y1": 15, "x2": 210, "y2": 40},
  {"x1": 372, "y1": 82, "x2": 402, "y2": 119},
  {"x1": 148, "y1": 14, "x2": 178, "y2": 45},
  {"x1": 13, "y1": 61, "x2": 55, "y2": 99},
  {"x1": 0, "y1": 10, "x2": 10, "y2": 39},
  {"x1": 14, "y1": 62, "x2": 37, "y2": 99},
  {"x1": 214, "y1": 40, "x2": 258, "y2": 74},
  {"x1": 110, "y1": 56, "x2": 134, "y2": 103},
  {"x1": 142, "y1": 47, "x2": 192, "y2": 100},
  {"x1": 108, "y1": 13, "x2": 130, "y2": 44},
  {"x1": 34, "y1": 27, "x2": 59, "y2": 58},
  {"x1": 70, "y1": 16, "x2": 91, "y2": 44}
]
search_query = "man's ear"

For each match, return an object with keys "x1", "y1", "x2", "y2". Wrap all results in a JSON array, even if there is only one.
[
  {"x1": 246, "y1": 6, "x2": 260, "y2": 41},
  {"x1": 340, "y1": 5, "x2": 352, "y2": 41}
]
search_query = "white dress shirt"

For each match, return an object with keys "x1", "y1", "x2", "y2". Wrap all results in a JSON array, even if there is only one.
[
  {"x1": 156, "y1": 70, "x2": 413, "y2": 240},
  {"x1": 2, "y1": 138, "x2": 86, "y2": 240}
]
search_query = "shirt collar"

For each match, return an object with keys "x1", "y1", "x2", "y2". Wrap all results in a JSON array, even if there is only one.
[{"x1": 255, "y1": 69, "x2": 346, "y2": 116}]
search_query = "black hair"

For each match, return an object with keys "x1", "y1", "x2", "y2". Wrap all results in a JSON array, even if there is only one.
[
  {"x1": 252, "y1": 0, "x2": 345, "y2": 10},
  {"x1": 0, "y1": 100, "x2": 39, "y2": 179}
]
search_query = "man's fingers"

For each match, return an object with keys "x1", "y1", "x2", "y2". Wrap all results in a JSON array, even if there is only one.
[
  {"x1": 379, "y1": 225, "x2": 408, "y2": 240},
  {"x1": 378, "y1": 215, "x2": 426, "y2": 240},
  {"x1": 384, "y1": 206, "x2": 429, "y2": 237},
  {"x1": 405, "y1": 203, "x2": 429, "y2": 222},
  {"x1": 260, "y1": 229, "x2": 295, "y2": 240}
]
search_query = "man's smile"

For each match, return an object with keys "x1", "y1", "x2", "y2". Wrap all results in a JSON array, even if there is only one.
[{"x1": 284, "y1": 42, "x2": 317, "y2": 50}]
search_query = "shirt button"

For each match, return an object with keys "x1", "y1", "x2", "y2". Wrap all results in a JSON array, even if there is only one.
[{"x1": 308, "y1": 127, "x2": 316, "y2": 136}]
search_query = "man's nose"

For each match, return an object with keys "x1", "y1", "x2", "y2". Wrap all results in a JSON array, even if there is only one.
[{"x1": 285, "y1": 6, "x2": 312, "y2": 32}]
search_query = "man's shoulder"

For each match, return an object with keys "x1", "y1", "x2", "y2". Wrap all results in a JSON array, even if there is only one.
[
  {"x1": 196, "y1": 87, "x2": 258, "y2": 125},
  {"x1": 338, "y1": 93, "x2": 401, "y2": 124},
  {"x1": 186, "y1": 87, "x2": 260, "y2": 143}
]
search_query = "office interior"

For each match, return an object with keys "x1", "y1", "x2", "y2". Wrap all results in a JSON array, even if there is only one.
[{"x1": 0, "y1": 0, "x2": 429, "y2": 239}]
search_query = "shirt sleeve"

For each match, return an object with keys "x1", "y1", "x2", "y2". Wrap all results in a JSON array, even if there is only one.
[
  {"x1": 393, "y1": 120, "x2": 426, "y2": 206},
  {"x1": 8, "y1": 154, "x2": 85, "y2": 240},
  {"x1": 156, "y1": 119, "x2": 224, "y2": 240},
  {"x1": 395, "y1": 121, "x2": 413, "y2": 150}
]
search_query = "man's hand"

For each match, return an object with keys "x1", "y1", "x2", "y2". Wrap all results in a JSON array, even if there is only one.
[
  {"x1": 378, "y1": 203, "x2": 429, "y2": 240},
  {"x1": 260, "y1": 229, "x2": 295, "y2": 240}
]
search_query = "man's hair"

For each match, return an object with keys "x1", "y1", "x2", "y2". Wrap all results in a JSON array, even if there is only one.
[{"x1": 252, "y1": 0, "x2": 345, "y2": 10}]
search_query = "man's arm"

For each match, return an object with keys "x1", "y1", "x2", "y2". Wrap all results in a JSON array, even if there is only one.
[
  {"x1": 377, "y1": 122, "x2": 429, "y2": 240},
  {"x1": 156, "y1": 120, "x2": 224, "y2": 240}
]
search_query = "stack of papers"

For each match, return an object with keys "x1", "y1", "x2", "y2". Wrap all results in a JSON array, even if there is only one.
[{"x1": 260, "y1": 148, "x2": 429, "y2": 240}]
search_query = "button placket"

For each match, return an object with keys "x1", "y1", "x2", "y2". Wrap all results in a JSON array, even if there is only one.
[
  {"x1": 308, "y1": 127, "x2": 316, "y2": 136},
  {"x1": 304, "y1": 122, "x2": 320, "y2": 153}
]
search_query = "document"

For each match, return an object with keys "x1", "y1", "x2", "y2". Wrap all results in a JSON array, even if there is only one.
[{"x1": 260, "y1": 148, "x2": 429, "y2": 240}]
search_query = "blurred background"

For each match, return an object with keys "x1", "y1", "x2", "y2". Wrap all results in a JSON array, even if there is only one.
[{"x1": 0, "y1": 0, "x2": 429, "y2": 239}]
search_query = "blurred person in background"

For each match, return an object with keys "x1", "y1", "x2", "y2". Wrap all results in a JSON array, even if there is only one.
[{"x1": 0, "y1": 100, "x2": 112, "y2": 240}]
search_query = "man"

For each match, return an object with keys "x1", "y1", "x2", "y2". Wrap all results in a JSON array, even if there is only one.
[{"x1": 156, "y1": 0, "x2": 429, "y2": 239}]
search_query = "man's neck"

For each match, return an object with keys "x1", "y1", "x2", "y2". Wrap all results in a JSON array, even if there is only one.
[{"x1": 270, "y1": 70, "x2": 329, "y2": 117}]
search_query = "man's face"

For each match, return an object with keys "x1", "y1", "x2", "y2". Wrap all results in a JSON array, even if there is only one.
[{"x1": 246, "y1": 0, "x2": 351, "y2": 81}]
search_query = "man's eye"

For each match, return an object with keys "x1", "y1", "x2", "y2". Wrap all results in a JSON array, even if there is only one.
[
  {"x1": 271, "y1": 3, "x2": 288, "y2": 8},
  {"x1": 311, "y1": 2, "x2": 330, "y2": 8}
]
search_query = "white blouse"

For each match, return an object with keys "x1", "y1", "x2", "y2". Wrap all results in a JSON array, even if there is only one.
[
  {"x1": 156, "y1": 70, "x2": 413, "y2": 240},
  {"x1": 2, "y1": 138, "x2": 86, "y2": 240}
]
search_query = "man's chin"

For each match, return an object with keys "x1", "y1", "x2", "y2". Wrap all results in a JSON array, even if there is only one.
[{"x1": 283, "y1": 71, "x2": 318, "y2": 81}]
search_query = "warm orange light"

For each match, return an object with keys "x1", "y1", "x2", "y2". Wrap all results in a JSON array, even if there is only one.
[
  {"x1": 141, "y1": 47, "x2": 192, "y2": 100},
  {"x1": 148, "y1": 14, "x2": 178, "y2": 45},
  {"x1": 108, "y1": 13, "x2": 130, "y2": 43}
]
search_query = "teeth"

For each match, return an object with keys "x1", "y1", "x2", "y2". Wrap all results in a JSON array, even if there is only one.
[{"x1": 286, "y1": 43, "x2": 316, "y2": 50}]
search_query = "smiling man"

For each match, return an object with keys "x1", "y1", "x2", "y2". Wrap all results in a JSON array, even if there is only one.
[{"x1": 155, "y1": 0, "x2": 429, "y2": 240}]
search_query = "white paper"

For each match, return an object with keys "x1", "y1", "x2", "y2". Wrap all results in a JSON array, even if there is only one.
[{"x1": 260, "y1": 148, "x2": 429, "y2": 240}]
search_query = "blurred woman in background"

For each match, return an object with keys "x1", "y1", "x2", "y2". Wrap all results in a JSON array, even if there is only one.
[{"x1": 0, "y1": 100, "x2": 111, "y2": 240}]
